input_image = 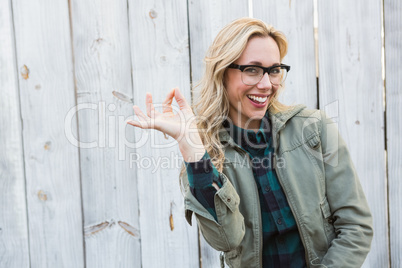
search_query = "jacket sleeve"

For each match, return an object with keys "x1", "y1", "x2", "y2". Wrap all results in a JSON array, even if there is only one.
[
  {"x1": 185, "y1": 151, "x2": 222, "y2": 221},
  {"x1": 319, "y1": 110, "x2": 373, "y2": 267},
  {"x1": 181, "y1": 164, "x2": 245, "y2": 252}
]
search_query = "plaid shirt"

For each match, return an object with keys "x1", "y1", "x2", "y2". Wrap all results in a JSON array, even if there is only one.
[{"x1": 185, "y1": 114, "x2": 306, "y2": 267}]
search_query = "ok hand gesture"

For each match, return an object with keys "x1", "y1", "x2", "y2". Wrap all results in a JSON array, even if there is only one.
[{"x1": 127, "y1": 88, "x2": 205, "y2": 162}]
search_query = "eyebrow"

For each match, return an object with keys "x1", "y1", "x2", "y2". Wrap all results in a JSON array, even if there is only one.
[{"x1": 246, "y1": 61, "x2": 281, "y2": 66}]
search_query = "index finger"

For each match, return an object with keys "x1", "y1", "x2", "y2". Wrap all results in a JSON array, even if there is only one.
[{"x1": 162, "y1": 88, "x2": 175, "y2": 113}]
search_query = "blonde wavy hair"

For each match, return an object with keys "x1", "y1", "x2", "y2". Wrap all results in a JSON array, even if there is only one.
[{"x1": 186, "y1": 17, "x2": 289, "y2": 176}]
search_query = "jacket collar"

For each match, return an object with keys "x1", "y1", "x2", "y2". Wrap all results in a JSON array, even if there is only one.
[
  {"x1": 268, "y1": 104, "x2": 306, "y2": 133},
  {"x1": 219, "y1": 104, "x2": 306, "y2": 146}
]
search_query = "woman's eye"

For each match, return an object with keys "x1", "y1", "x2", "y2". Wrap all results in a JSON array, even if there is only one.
[
  {"x1": 244, "y1": 67, "x2": 260, "y2": 75},
  {"x1": 270, "y1": 67, "x2": 281, "y2": 75}
]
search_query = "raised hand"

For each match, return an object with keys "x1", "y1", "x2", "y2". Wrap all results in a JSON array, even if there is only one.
[
  {"x1": 127, "y1": 88, "x2": 193, "y2": 140},
  {"x1": 127, "y1": 88, "x2": 205, "y2": 162}
]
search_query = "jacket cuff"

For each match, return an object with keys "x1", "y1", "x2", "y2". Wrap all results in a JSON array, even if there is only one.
[
  {"x1": 185, "y1": 151, "x2": 221, "y2": 189},
  {"x1": 215, "y1": 173, "x2": 241, "y2": 213}
]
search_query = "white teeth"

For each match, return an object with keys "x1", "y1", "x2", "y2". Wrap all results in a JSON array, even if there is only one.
[{"x1": 247, "y1": 95, "x2": 268, "y2": 103}]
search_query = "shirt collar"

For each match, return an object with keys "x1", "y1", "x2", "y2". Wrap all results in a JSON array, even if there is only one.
[
  {"x1": 223, "y1": 111, "x2": 272, "y2": 148},
  {"x1": 218, "y1": 104, "x2": 307, "y2": 146}
]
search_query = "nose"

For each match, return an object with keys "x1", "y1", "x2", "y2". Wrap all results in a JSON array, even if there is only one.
[{"x1": 256, "y1": 73, "x2": 272, "y2": 90}]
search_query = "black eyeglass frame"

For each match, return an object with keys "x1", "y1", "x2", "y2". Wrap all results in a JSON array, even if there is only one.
[
  {"x1": 228, "y1": 63, "x2": 291, "y2": 85},
  {"x1": 228, "y1": 63, "x2": 291, "y2": 74}
]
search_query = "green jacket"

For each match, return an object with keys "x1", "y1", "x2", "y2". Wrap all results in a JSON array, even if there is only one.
[{"x1": 182, "y1": 105, "x2": 373, "y2": 268}]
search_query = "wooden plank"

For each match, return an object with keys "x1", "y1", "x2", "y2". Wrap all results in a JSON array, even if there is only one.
[
  {"x1": 384, "y1": 0, "x2": 402, "y2": 267},
  {"x1": 317, "y1": 1, "x2": 388, "y2": 267},
  {"x1": 0, "y1": 0, "x2": 30, "y2": 267},
  {"x1": 253, "y1": 0, "x2": 317, "y2": 109},
  {"x1": 127, "y1": 0, "x2": 199, "y2": 267},
  {"x1": 83, "y1": 220, "x2": 140, "y2": 267},
  {"x1": 11, "y1": 0, "x2": 84, "y2": 266},
  {"x1": 69, "y1": 0, "x2": 141, "y2": 266},
  {"x1": 187, "y1": 1, "x2": 248, "y2": 266}
]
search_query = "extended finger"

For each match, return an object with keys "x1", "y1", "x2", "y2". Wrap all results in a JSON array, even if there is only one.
[
  {"x1": 131, "y1": 106, "x2": 153, "y2": 129},
  {"x1": 145, "y1": 93, "x2": 156, "y2": 118},
  {"x1": 174, "y1": 88, "x2": 191, "y2": 111},
  {"x1": 132, "y1": 105, "x2": 148, "y2": 121},
  {"x1": 162, "y1": 88, "x2": 175, "y2": 113}
]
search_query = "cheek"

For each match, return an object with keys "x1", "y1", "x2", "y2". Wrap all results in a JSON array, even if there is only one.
[
  {"x1": 225, "y1": 71, "x2": 250, "y2": 104},
  {"x1": 227, "y1": 83, "x2": 247, "y2": 104},
  {"x1": 227, "y1": 89, "x2": 239, "y2": 107}
]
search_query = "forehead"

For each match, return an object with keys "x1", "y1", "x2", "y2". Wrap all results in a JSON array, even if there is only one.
[{"x1": 236, "y1": 36, "x2": 280, "y2": 65}]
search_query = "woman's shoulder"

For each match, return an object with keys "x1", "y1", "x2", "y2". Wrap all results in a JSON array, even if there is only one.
[
  {"x1": 270, "y1": 104, "x2": 323, "y2": 123},
  {"x1": 292, "y1": 107, "x2": 323, "y2": 122},
  {"x1": 274, "y1": 105, "x2": 326, "y2": 137}
]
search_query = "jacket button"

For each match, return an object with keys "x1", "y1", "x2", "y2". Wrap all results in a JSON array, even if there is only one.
[
  {"x1": 276, "y1": 218, "x2": 283, "y2": 225},
  {"x1": 227, "y1": 198, "x2": 231, "y2": 202}
]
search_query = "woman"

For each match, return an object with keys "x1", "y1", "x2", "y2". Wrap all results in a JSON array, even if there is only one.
[{"x1": 128, "y1": 17, "x2": 373, "y2": 268}]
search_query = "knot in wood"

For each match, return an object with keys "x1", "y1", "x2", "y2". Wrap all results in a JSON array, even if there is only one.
[
  {"x1": 37, "y1": 190, "x2": 48, "y2": 201},
  {"x1": 20, "y1": 65, "x2": 29, "y2": 80},
  {"x1": 44, "y1": 141, "x2": 51, "y2": 150},
  {"x1": 149, "y1": 9, "x2": 157, "y2": 19}
]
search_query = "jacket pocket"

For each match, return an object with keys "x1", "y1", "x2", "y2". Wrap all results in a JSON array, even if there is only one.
[
  {"x1": 320, "y1": 197, "x2": 336, "y2": 245},
  {"x1": 224, "y1": 246, "x2": 242, "y2": 268}
]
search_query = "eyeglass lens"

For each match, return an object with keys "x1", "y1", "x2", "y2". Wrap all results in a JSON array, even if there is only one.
[{"x1": 242, "y1": 66, "x2": 288, "y2": 86}]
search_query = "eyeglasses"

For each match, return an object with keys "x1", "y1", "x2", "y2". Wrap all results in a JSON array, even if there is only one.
[{"x1": 228, "y1": 63, "x2": 291, "y2": 86}]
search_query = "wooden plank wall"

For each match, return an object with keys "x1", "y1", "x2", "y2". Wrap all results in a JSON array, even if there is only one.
[
  {"x1": 127, "y1": 0, "x2": 199, "y2": 267},
  {"x1": 10, "y1": 0, "x2": 85, "y2": 267},
  {"x1": 0, "y1": 0, "x2": 30, "y2": 266},
  {"x1": 385, "y1": 0, "x2": 402, "y2": 267},
  {"x1": 0, "y1": 0, "x2": 400, "y2": 267},
  {"x1": 69, "y1": 0, "x2": 141, "y2": 267}
]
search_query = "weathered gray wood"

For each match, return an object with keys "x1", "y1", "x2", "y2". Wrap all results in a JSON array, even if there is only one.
[
  {"x1": 253, "y1": 0, "x2": 317, "y2": 109},
  {"x1": 188, "y1": 1, "x2": 248, "y2": 266},
  {"x1": 83, "y1": 219, "x2": 140, "y2": 267},
  {"x1": 384, "y1": 1, "x2": 402, "y2": 267},
  {"x1": 0, "y1": 0, "x2": 30, "y2": 267},
  {"x1": 127, "y1": 0, "x2": 199, "y2": 267},
  {"x1": 317, "y1": 1, "x2": 387, "y2": 267},
  {"x1": 69, "y1": 0, "x2": 142, "y2": 266},
  {"x1": 11, "y1": 0, "x2": 84, "y2": 266}
]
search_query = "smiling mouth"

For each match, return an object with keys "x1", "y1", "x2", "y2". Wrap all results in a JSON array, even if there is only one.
[{"x1": 247, "y1": 95, "x2": 268, "y2": 104}]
